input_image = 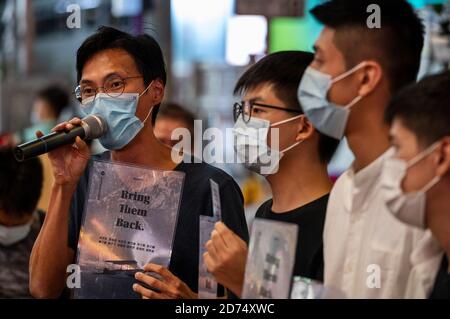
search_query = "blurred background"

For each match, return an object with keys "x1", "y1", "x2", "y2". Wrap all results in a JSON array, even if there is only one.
[{"x1": 0, "y1": 0, "x2": 449, "y2": 222}]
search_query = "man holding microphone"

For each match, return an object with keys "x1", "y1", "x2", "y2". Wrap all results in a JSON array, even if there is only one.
[{"x1": 29, "y1": 26, "x2": 248, "y2": 299}]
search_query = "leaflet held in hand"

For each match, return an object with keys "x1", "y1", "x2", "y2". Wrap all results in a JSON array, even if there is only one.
[
  {"x1": 74, "y1": 159, "x2": 185, "y2": 299},
  {"x1": 242, "y1": 218, "x2": 298, "y2": 299},
  {"x1": 197, "y1": 179, "x2": 222, "y2": 299}
]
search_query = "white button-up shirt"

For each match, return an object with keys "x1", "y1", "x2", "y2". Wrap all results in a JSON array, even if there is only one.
[{"x1": 324, "y1": 148, "x2": 443, "y2": 298}]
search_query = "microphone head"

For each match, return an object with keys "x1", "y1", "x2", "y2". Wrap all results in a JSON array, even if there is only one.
[{"x1": 82, "y1": 115, "x2": 108, "y2": 139}]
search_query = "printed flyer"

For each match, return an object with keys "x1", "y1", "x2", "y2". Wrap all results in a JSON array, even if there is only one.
[{"x1": 74, "y1": 160, "x2": 185, "y2": 299}]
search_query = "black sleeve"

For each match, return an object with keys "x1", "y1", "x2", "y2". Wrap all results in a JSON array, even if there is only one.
[
  {"x1": 430, "y1": 274, "x2": 450, "y2": 299},
  {"x1": 429, "y1": 256, "x2": 450, "y2": 299},
  {"x1": 219, "y1": 179, "x2": 249, "y2": 244},
  {"x1": 216, "y1": 178, "x2": 249, "y2": 299},
  {"x1": 311, "y1": 245, "x2": 324, "y2": 282},
  {"x1": 447, "y1": 275, "x2": 450, "y2": 298}
]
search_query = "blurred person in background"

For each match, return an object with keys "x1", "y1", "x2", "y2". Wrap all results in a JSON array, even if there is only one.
[
  {"x1": 0, "y1": 148, "x2": 44, "y2": 298},
  {"x1": 20, "y1": 86, "x2": 71, "y2": 215},
  {"x1": 22, "y1": 85, "x2": 70, "y2": 142},
  {"x1": 154, "y1": 101, "x2": 195, "y2": 151},
  {"x1": 240, "y1": 170, "x2": 270, "y2": 227}
]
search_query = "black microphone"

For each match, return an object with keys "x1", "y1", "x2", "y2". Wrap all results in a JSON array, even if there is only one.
[{"x1": 14, "y1": 115, "x2": 107, "y2": 162}]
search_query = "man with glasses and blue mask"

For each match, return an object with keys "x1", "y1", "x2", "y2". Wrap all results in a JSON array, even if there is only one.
[
  {"x1": 203, "y1": 51, "x2": 339, "y2": 297},
  {"x1": 29, "y1": 26, "x2": 248, "y2": 299},
  {"x1": 297, "y1": 0, "x2": 442, "y2": 298},
  {"x1": 383, "y1": 71, "x2": 450, "y2": 299}
]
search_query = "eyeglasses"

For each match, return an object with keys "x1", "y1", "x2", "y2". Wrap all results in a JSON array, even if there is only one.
[
  {"x1": 233, "y1": 101, "x2": 302, "y2": 123},
  {"x1": 75, "y1": 74, "x2": 143, "y2": 104}
]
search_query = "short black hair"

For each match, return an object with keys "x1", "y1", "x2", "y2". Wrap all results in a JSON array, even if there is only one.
[
  {"x1": 234, "y1": 51, "x2": 339, "y2": 163},
  {"x1": 36, "y1": 85, "x2": 69, "y2": 118},
  {"x1": 76, "y1": 26, "x2": 167, "y2": 124},
  {"x1": 0, "y1": 148, "x2": 43, "y2": 217},
  {"x1": 158, "y1": 102, "x2": 195, "y2": 134},
  {"x1": 385, "y1": 71, "x2": 450, "y2": 148},
  {"x1": 311, "y1": 0, "x2": 424, "y2": 93}
]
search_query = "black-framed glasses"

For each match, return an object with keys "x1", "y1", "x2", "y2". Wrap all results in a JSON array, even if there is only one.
[
  {"x1": 233, "y1": 101, "x2": 302, "y2": 123},
  {"x1": 75, "y1": 74, "x2": 143, "y2": 104}
]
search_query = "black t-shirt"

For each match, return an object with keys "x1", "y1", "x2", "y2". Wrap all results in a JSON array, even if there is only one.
[
  {"x1": 68, "y1": 152, "x2": 249, "y2": 296},
  {"x1": 254, "y1": 194, "x2": 328, "y2": 282},
  {"x1": 429, "y1": 255, "x2": 450, "y2": 299}
]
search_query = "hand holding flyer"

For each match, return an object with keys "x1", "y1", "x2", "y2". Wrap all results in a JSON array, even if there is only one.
[{"x1": 74, "y1": 160, "x2": 185, "y2": 299}]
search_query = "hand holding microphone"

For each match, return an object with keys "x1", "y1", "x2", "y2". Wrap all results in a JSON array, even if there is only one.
[
  {"x1": 15, "y1": 115, "x2": 107, "y2": 187},
  {"x1": 14, "y1": 115, "x2": 107, "y2": 161}
]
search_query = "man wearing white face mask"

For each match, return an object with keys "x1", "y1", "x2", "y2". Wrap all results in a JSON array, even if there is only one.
[
  {"x1": 203, "y1": 51, "x2": 340, "y2": 297},
  {"x1": 297, "y1": 0, "x2": 441, "y2": 298},
  {"x1": 0, "y1": 148, "x2": 44, "y2": 298},
  {"x1": 383, "y1": 71, "x2": 450, "y2": 299}
]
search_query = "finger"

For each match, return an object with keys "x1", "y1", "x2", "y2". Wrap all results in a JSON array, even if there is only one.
[
  {"x1": 210, "y1": 229, "x2": 228, "y2": 251},
  {"x1": 210, "y1": 233, "x2": 226, "y2": 258},
  {"x1": 68, "y1": 117, "x2": 82, "y2": 125},
  {"x1": 135, "y1": 272, "x2": 174, "y2": 295},
  {"x1": 132, "y1": 283, "x2": 163, "y2": 299},
  {"x1": 203, "y1": 252, "x2": 216, "y2": 272},
  {"x1": 74, "y1": 137, "x2": 90, "y2": 159},
  {"x1": 52, "y1": 121, "x2": 69, "y2": 132},
  {"x1": 215, "y1": 222, "x2": 238, "y2": 246},
  {"x1": 65, "y1": 123, "x2": 75, "y2": 131},
  {"x1": 74, "y1": 136, "x2": 88, "y2": 151},
  {"x1": 139, "y1": 266, "x2": 189, "y2": 299},
  {"x1": 65, "y1": 118, "x2": 82, "y2": 131},
  {"x1": 205, "y1": 239, "x2": 219, "y2": 260},
  {"x1": 35, "y1": 130, "x2": 44, "y2": 138},
  {"x1": 143, "y1": 264, "x2": 174, "y2": 282}
]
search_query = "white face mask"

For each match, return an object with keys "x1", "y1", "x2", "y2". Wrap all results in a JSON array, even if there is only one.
[
  {"x1": 0, "y1": 220, "x2": 33, "y2": 246},
  {"x1": 381, "y1": 143, "x2": 441, "y2": 229},
  {"x1": 233, "y1": 114, "x2": 303, "y2": 176}
]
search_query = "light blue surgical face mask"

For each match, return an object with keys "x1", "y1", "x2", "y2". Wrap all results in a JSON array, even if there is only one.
[
  {"x1": 80, "y1": 82, "x2": 153, "y2": 150},
  {"x1": 297, "y1": 63, "x2": 366, "y2": 140}
]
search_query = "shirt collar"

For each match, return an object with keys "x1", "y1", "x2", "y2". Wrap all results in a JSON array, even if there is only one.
[
  {"x1": 348, "y1": 147, "x2": 394, "y2": 186},
  {"x1": 346, "y1": 147, "x2": 394, "y2": 212}
]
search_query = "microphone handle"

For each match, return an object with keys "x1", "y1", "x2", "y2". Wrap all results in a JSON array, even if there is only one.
[{"x1": 14, "y1": 126, "x2": 86, "y2": 162}]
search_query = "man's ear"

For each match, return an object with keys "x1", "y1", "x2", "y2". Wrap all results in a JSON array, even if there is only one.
[
  {"x1": 149, "y1": 79, "x2": 165, "y2": 105},
  {"x1": 358, "y1": 60, "x2": 382, "y2": 98},
  {"x1": 295, "y1": 116, "x2": 314, "y2": 142},
  {"x1": 436, "y1": 136, "x2": 450, "y2": 178}
]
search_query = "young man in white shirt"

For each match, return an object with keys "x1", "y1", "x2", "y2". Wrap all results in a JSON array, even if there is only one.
[{"x1": 297, "y1": 0, "x2": 442, "y2": 298}]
